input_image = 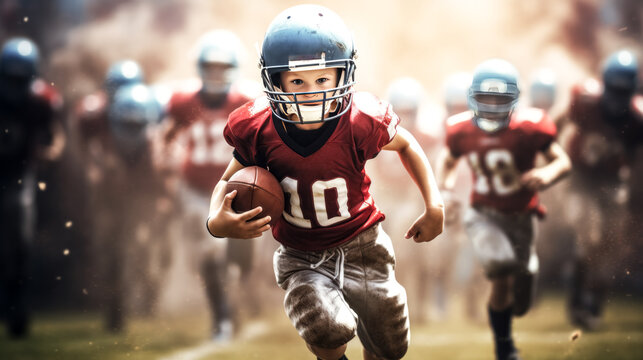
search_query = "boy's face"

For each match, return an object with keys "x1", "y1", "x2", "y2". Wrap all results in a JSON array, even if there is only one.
[
  {"x1": 279, "y1": 68, "x2": 340, "y2": 130},
  {"x1": 279, "y1": 68, "x2": 339, "y2": 105}
]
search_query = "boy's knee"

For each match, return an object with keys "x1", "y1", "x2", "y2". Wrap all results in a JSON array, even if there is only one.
[
  {"x1": 371, "y1": 332, "x2": 408, "y2": 360},
  {"x1": 285, "y1": 283, "x2": 356, "y2": 348}
]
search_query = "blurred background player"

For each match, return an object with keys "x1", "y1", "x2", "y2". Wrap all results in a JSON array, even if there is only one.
[
  {"x1": 528, "y1": 68, "x2": 558, "y2": 114},
  {"x1": 73, "y1": 61, "x2": 170, "y2": 332},
  {"x1": 73, "y1": 59, "x2": 143, "y2": 333},
  {"x1": 104, "y1": 83, "x2": 169, "y2": 324},
  {"x1": 160, "y1": 29, "x2": 261, "y2": 342},
  {"x1": 208, "y1": 5, "x2": 444, "y2": 359},
  {"x1": 437, "y1": 59, "x2": 571, "y2": 360},
  {"x1": 0, "y1": 37, "x2": 65, "y2": 338},
  {"x1": 369, "y1": 76, "x2": 452, "y2": 324},
  {"x1": 559, "y1": 49, "x2": 643, "y2": 330},
  {"x1": 440, "y1": 71, "x2": 488, "y2": 324},
  {"x1": 525, "y1": 67, "x2": 579, "y2": 299}
]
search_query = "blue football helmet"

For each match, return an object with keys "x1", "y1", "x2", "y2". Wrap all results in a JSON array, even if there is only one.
[
  {"x1": 104, "y1": 60, "x2": 144, "y2": 99},
  {"x1": 468, "y1": 58, "x2": 520, "y2": 133},
  {"x1": 0, "y1": 37, "x2": 39, "y2": 79},
  {"x1": 108, "y1": 84, "x2": 161, "y2": 160},
  {"x1": 260, "y1": 4, "x2": 357, "y2": 123},
  {"x1": 197, "y1": 29, "x2": 242, "y2": 97},
  {"x1": 0, "y1": 37, "x2": 40, "y2": 101},
  {"x1": 601, "y1": 50, "x2": 638, "y2": 117},
  {"x1": 529, "y1": 68, "x2": 557, "y2": 111}
]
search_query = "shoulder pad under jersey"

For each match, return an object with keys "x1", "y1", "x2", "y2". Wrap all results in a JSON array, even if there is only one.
[
  {"x1": 31, "y1": 79, "x2": 63, "y2": 110},
  {"x1": 233, "y1": 79, "x2": 263, "y2": 100},
  {"x1": 631, "y1": 94, "x2": 643, "y2": 118},
  {"x1": 351, "y1": 92, "x2": 391, "y2": 120},
  {"x1": 75, "y1": 91, "x2": 107, "y2": 119},
  {"x1": 446, "y1": 110, "x2": 473, "y2": 127},
  {"x1": 513, "y1": 107, "x2": 546, "y2": 125},
  {"x1": 350, "y1": 91, "x2": 399, "y2": 141},
  {"x1": 573, "y1": 78, "x2": 602, "y2": 100},
  {"x1": 229, "y1": 96, "x2": 271, "y2": 124}
]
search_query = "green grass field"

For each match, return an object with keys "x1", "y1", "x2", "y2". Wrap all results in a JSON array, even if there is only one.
[{"x1": 1, "y1": 293, "x2": 642, "y2": 360}]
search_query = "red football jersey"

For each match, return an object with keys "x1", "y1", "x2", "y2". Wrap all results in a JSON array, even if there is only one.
[
  {"x1": 224, "y1": 92, "x2": 400, "y2": 251},
  {"x1": 74, "y1": 90, "x2": 110, "y2": 145},
  {"x1": 168, "y1": 83, "x2": 255, "y2": 193},
  {"x1": 446, "y1": 108, "x2": 556, "y2": 214},
  {"x1": 565, "y1": 79, "x2": 643, "y2": 178}
]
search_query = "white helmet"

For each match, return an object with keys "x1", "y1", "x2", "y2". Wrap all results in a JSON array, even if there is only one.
[
  {"x1": 529, "y1": 68, "x2": 557, "y2": 111},
  {"x1": 386, "y1": 77, "x2": 424, "y2": 114},
  {"x1": 196, "y1": 29, "x2": 245, "y2": 96},
  {"x1": 443, "y1": 72, "x2": 472, "y2": 116}
]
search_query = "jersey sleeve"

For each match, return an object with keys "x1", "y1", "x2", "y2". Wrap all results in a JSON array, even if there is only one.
[
  {"x1": 166, "y1": 91, "x2": 190, "y2": 125},
  {"x1": 223, "y1": 98, "x2": 268, "y2": 165},
  {"x1": 528, "y1": 110, "x2": 557, "y2": 151},
  {"x1": 445, "y1": 129, "x2": 460, "y2": 158},
  {"x1": 445, "y1": 111, "x2": 472, "y2": 158},
  {"x1": 568, "y1": 80, "x2": 601, "y2": 127},
  {"x1": 627, "y1": 95, "x2": 643, "y2": 147},
  {"x1": 351, "y1": 92, "x2": 400, "y2": 161}
]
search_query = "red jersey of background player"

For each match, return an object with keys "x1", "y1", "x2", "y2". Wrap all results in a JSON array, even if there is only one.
[
  {"x1": 74, "y1": 91, "x2": 109, "y2": 147},
  {"x1": 565, "y1": 79, "x2": 643, "y2": 179},
  {"x1": 445, "y1": 108, "x2": 556, "y2": 214},
  {"x1": 224, "y1": 92, "x2": 399, "y2": 251},
  {"x1": 167, "y1": 83, "x2": 255, "y2": 193}
]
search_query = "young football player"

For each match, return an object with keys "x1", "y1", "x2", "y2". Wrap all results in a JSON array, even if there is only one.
[
  {"x1": 0, "y1": 37, "x2": 65, "y2": 338},
  {"x1": 207, "y1": 5, "x2": 444, "y2": 360},
  {"x1": 436, "y1": 59, "x2": 571, "y2": 360},
  {"x1": 161, "y1": 29, "x2": 261, "y2": 342},
  {"x1": 370, "y1": 77, "x2": 451, "y2": 325},
  {"x1": 559, "y1": 49, "x2": 643, "y2": 330},
  {"x1": 73, "y1": 60, "x2": 162, "y2": 332},
  {"x1": 440, "y1": 71, "x2": 488, "y2": 324}
]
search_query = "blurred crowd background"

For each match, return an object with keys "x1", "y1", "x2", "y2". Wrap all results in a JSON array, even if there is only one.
[{"x1": 1, "y1": 0, "x2": 642, "y2": 343}]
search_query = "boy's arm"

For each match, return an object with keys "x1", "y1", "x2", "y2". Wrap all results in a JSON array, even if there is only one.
[
  {"x1": 435, "y1": 147, "x2": 463, "y2": 226},
  {"x1": 207, "y1": 158, "x2": 272, "y2": 239},
  {"x1": 435, "y1": 147, "x2": 461, "y2": 192},
  {"x1": 520, "y1": 141, "x2": 571, "y2": 191},
  {"x1": 382, "y1": 126, "x2": 444, "y2": 242}
]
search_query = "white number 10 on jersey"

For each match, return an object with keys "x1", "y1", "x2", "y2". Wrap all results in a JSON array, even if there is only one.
[{"x1": 281, "y1": 177, "x2": 351, "y2": 228}]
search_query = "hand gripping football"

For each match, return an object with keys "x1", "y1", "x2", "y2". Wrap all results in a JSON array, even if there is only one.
[{"x1": 225, "y1": 166, "x2": 285, "y2": 226}]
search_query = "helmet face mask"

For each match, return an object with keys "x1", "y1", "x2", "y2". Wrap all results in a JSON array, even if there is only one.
[
  {"x1": 199, "y1": 62, "x2": 238, "y2": 97},
  {"x1": 260, "y1": 5, "x2": 357, "y2": 124},
  {"x1": 468, "y1": 59, "x2": 520, "y2": 133}
]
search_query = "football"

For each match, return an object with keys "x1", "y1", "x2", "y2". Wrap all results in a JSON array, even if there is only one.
[{"x1": 225, "y1": 166, "x2": 285, "y2": 226}]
